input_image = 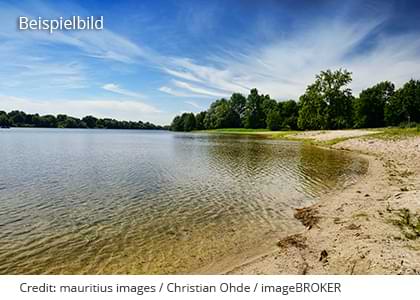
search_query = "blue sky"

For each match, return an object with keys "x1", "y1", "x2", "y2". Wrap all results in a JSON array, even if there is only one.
[{"x1": 1, "y1": 0, "x2": 420, "y2": 124}]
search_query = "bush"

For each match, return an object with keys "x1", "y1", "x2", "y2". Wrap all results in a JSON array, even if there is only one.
[
  {"x1": 266, "y1": 110, "x2": 282, "y2": 131},
  {"x1": 399, "y1": 121, "x2": 418, "y2": 129}
]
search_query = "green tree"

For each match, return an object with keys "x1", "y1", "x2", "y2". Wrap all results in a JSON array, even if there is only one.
[
  {"x1": 82, "y1": 115, "x2": 98, "y2": 128},
  {"x1": 230, "y1": 93, "x2": 246, "y2": 125},
  {"x1": 171, "y1": 115, "x2": 183, "y2": 131},
  {"x1": 280, "y1": 100, "x2": 299, "y2": 130},
  {"x1": 31, "y1": 114, "x2": 44, "y2": 127},
  {"x1": 298, "y1": 69, "x2": 354, "y2": 130},
  {"x1": 354, "y1": 81, "x2": 394, "y2": 128},
  {"x1": 204, "y1": 99, "x2": 239, "y2": 129},
  {"x1": 262, "y1": 97, "x2": 278, "y2": 117},
  {"x1": 385, "y1": 79, "x2": 420, "y2": 126},
  {"x1": 41, "y1": 115, "x2": 58, "y2": 128},
  {"x1": 297, "y1": 88, "x2": 328, "y2": 130},
  {"x1": 266, "y1": 110, "x2": 282, "y2": 131},
  {"x1": 182, "y1": 113, "x2": 196, "y2": 132},
  {"x1": 170, "y1": 116, "x2": 182, "y2": 131},
  {"x1": 170, "y1": 113, "x2": 196, "y2": 131},
  {"x1": 8, "y1": 110, "x2": 27, "y2": 126},
  {"x1": 63, "y1": 117, "x2": 78, "y2": 128},
  {"x1": 1, "y1": 110, "x2": 163, "y2": 130},
  {"x1": 243, "y1": 89, "x2": 266, "y2": 129},
  {"x1": 195, "y1": 111, "x2": 207, "y2": 130},
  {"x1": 0, "y1": 113, "x2": 11, "y2": 127}
]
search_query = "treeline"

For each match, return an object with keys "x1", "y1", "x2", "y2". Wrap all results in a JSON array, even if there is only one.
[
  {"x1": 171, "y1": 69, "x2": 420, "y2": 131},
  {"x1": 0, "y1": 110, "x2": 166, "y2": 130}
]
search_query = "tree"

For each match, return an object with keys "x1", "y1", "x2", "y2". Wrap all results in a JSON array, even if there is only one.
[
  {"x1": 1, "y1": 110, "x2": 163, "y2": 130},
  {"x1": 354, "y1": 81, "x2": 394, "y2": 128},
  {"x1": 262, "y1": 97, "x2": 278, "y2": 117},
  {"x1": 195, "y1": 111, "x2": 207, "y2": 130},
  {"x1": 280, "y1": 100, "x2": 299, "y2": 130},
  {"x1": 170, "y1": 116, "x2": 182, "y2": 131},
  {"x1": 82, "y1": 115, "x2": 98, "y2": 128},
  {"x1": 40, "y1": 115, "x2": 58, "y2": 128},
  {"x1": 170, "y1": 113, "x2": 196, "y2": 131},
  {"x1": 8, "y1": 110, "x2": 27, "y2": 126},
  {"x1": 298, "y1": 69, "x2": 354, "y2": 130},
  {"x1": 204, "y1": 99, "x2": 239, "y2": 129},
  {"x1": 0, "y1": 113, "x2": 11, "y2": 127},
  {"x1": 385, "y1": 79, "x2": 420, "y2": 126},
  {"x1": 243, "y1": 88, "x2": 266, "y2": 129},
  {"x1": 182, "y1": 113, "x2": 196, "y2": 131},
  {"x1": 63, "y1": 117, "x2": 79, "y2": 128},
  {"x1": 230, "y1": 93, "x2": 246, "y2": 125},
  {"x1": 297, "y1": 87, "x2": 328, "y2": 130},
  {"x1": 266, "y1": 110, "x2": 282, "y2": 131}
]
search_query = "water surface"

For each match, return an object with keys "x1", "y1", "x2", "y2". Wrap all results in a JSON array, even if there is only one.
[{"x1": 0, "y1": 128, "x2": 367, "y2": 274}]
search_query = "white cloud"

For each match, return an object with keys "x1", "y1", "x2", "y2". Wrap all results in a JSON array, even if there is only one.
[
  {"x1": 162, "y1": 17, "x2": 420, "y2": 100},
  {"x1": 158, "y1": 86, "x2": 212, "y2": 98},
  {"x1": 184, "y1": 101, "x2": 202, "y2": 109},
  {"x1": 169, "y1": 57, "x2": 250, "y2": 93},
  {"x1": 0, "y1": 2, "x2": 152, "y2": 64},
  {"x1": 172, "y1": 80, "x2": 228, "y2": 97},
  {"x1": 162, "y1": 68, "x2": 203, "y2": 83},
  {"x1": 159, "y1": 86, "x2": 188, "y2": 97},
  {"x1": 102, "y1": 83, "x2": 145, "y2": 98},
  {"x1": 0, "y1": 2, "x2": 159, "y2": 93}
]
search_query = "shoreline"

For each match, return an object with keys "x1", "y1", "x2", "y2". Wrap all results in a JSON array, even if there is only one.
[{"x1": 225, "y1": 130, "x2": 420, "y2": 274}]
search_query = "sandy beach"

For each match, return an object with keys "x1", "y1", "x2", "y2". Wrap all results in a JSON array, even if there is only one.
[{"x1": 228, "y1": 130, "x2": 420, "y2": 274}]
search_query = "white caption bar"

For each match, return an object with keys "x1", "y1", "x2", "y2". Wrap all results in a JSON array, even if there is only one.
[{"x1": 0, "y1": 275, "x2": 418, "y2": 300}]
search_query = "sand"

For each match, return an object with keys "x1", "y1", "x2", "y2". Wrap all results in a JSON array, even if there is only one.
[
  {"x1": 227, "y1": 131, "x2": 420, "y2": 274},
  {"x1": 290, "y1": 129, "x2": 381, "y2": 142}
]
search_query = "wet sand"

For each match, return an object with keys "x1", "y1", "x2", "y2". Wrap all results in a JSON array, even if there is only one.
[{"x1": 227, "y1": 131, "x2": 420, "y2": 274}]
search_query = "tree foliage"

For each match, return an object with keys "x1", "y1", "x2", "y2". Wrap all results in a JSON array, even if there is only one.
[
  {"x1": 0, "y1": 110, "x2": 164, "y2": 130},
  {"x1": 171, "y1": 89, "x2": 299, "y2": 132},
  {"x1": 203, "y1": 99, "x2": 240, "y2": 129},
  {"x1": 298, "y1": 69, "x2": 354, "y2": 130},
  {"x1": 266, "y1": 110, "x2": 282, "y2": 131},
  {"x1": 297, "y1": 88, "x2": 328, "y2": 130},
  {"x1": 354, "y1": 81, "x2": 394, "y2": 128},
  {"x1": 280, "y1": 100, "x2": 299, "y2": 130},
  {"x1": 170, "y1": 113, "x2": 197, "y2": 132},
  {"x1": 243, "y1": 89, "x2": 267, "y2": 129},
  {"x1": 384, "y1": 79, "x2": 420, "y2": 126}
]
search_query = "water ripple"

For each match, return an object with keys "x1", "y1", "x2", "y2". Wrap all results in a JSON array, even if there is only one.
[{"x1": 0, "y1": 129, "x2": 367, "y2": 274}]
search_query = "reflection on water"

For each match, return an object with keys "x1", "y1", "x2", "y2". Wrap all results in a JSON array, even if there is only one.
[{"x1": 0, "y1": 128, "x2": 367, "y2": 274}]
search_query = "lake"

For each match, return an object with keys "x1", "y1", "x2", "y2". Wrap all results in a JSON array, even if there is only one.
[{"x1": 0, "y1": 128, "x2": 367, "y2": 274}]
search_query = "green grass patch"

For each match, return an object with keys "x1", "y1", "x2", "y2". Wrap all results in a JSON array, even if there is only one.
[
  {"x1": 388, "y1": 208, "x2": 420, "y2": 240},
  {"x1": 369, "y1": 127, "x2": 420, "y2": 140},
  {"x1": 198, "y1": 128, "x2": 272, "y2": 134},
  {"x1": 196, "y1": 128, "x2": 299, "y2": 139},
  {"x1": 196, "y1": 127, "x2": 420, "y2": 145},
  {"x1": 352, "y1": 212, "x2": 369, "y2": 220},
  {"x1": 316, "y1": 136, "x2": 356, "y2": 146}
]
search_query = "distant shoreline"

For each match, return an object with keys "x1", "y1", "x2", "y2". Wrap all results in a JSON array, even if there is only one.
[
  {"x1": 0, "y1": 110, "x2": 168, "y2": 130},
  {"x1": 1, "y1": 126, "x2": 167, "y2": 130}
]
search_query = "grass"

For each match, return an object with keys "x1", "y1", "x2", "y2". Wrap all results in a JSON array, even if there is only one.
[
  {"x1": 316, "y1": 136, "x2": 357, "y2": 146},
  {"x1": 352, "y1": 212, "x2": 369, "y2": 220},
  {"x1": 198, "y1": 128, "x2": 276, "y2": 134},
  {"x1": 197, "y1": 128, "x2": 299, "y2": 139},
  {"x1": 369, "y1": 127, "x2": 420, "y2": 140},
  {"x1": 389, "y1": 208, "x2": 420, "y2": 240},
  {"x1": 277, "y1": 234, "x2": 307, "y2": 250},
  {"x1": 196, "y1": 126, "x2": 420, "y2": 145}
]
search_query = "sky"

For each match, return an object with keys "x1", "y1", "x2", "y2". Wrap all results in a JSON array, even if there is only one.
[{"x1": 1, "y1": 0, "x2": 420, "y2": 125}]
